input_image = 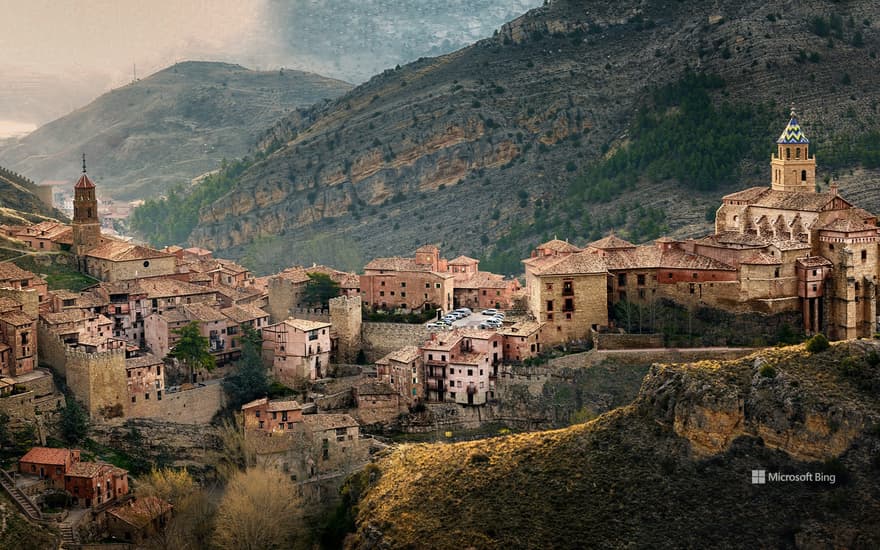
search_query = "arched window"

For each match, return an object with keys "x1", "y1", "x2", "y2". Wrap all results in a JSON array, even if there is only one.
[
  {"x1": 786, "y1": 147, "x2": 791, "y2": 159},
  {"x1": 801, "y1": 170, "x2": 807, "y2": 181},
  {"x1": 796, "y1": 148, "x2": 801, "y2": 159},
  {"x1": 86, "y1": 208, "x2": 92, "y2": 218}
]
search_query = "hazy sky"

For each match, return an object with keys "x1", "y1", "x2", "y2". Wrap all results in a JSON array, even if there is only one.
[{"x1": 1, "y1": 0, "x2": 266, "y2": 78}]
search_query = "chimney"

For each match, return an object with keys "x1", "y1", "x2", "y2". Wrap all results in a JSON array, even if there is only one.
[{"x1": 830, "y1": 182, "x2": 839, "y2": 196}]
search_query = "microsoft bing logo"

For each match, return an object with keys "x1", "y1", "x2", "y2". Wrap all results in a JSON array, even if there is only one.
[{"x1": 751, "y1": 470, "x2": 766, "y2": 484}]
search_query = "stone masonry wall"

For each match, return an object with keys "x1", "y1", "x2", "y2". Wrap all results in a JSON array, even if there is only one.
[
  {"x1": 66, "y1": 348, "x2": 127, "y2": 420},
  {"x1": 361, "y1": 322, "x2": 427, "y2": 362},
  {"x1": 330, "y1": 295, "x2": 362, "y2": 363},
  {"x1": 592, "y1": 332, "x2": 664, "y2": 350},
  {"x1": 128, "y1": 383, "x2": 224, "y2": 425}
]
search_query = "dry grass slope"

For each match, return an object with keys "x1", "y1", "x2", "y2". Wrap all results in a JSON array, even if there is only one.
[{"x1": 348, "y1": 341, "x2": 880, "y2": 549}]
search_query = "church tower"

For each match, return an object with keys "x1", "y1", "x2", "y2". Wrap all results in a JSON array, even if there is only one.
[
  {"x1": 72, "y1": 154, "x2": 101, "y2": 257},
  {"x1": 770, "y1": 109, "x2": 816, "y2": 193}
]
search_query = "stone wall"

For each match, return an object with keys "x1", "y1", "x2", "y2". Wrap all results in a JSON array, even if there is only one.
[
  {"x1": 38, "y1": 322, "x2": 69, "y2": 376},
  {"x1": 0, "y1": 287, "x2": 39, "y2": 318},
  {"x1": 361, "y1": 322, "x2": 427, "y2": 362},
  {"x1": 0, "y1": 370, "x2": 65, "y2": 427},
  {"x1": 66, "y1": 347, "x2": 128, "y2": 420},
  {"x1": 128, "y1": 383, "x2": 224, "y2": 425},
  {"x1": 592, "y1": 332, "x2": 664, "y2": 350}
]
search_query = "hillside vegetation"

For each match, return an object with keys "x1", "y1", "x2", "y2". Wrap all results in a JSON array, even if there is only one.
[
  {"x1": 0, "y1": 62, "x2": 352, "y2": 200},
  {"x1": 149, "y1": 0, "x2": 880, "y2": 275},
  {"x1": 0, "y1": 165, "x2": 63, "y2": 225},
  {"x1": 342, "y1": 341, "x2": 880, "y2": 548}
]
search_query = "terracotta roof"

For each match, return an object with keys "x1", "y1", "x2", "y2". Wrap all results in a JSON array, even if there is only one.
[
  {"x1": 19, "y1": 447, "x2": 75, "y2": 466},
  {"x1": 654, "y1": 236, "x2": 677, "y2": 244},
  {"x1": 797, "y1": 256, "x2": 833, "y2": 267},
  {"x1": 457, "y1": 328, "x2": 500, "y2": 340},
  {"x1": 380, "y1": 345, "x2": 422, "y2": 365},
  {"x1": 450, "y1": 351, "x2": 485, "y2": 365},
  {"x1": 722, "y1": 186, "x2": 771, "y2": 203},
  {"x1": 527, "y1": 251, "x2": 608, "y2": 276},
  {"x1": 741, "y1": 252, "x2": 782, "y2": 265},
  {"x1": 221, "y1": 304, "x2": 268, "y2": 324},
  {"x1": 183, "y1": 247, "x2": 212, "y2": 257},
  {"x1": 65, "y1": 461, "x2": 106, "y2": 478},
  {"x1": 241, "y1": 397, "x2": 268, "y2": 410},
  {"x1": 454, "y1": 271, "x2": 510, "y2": 289},
  {"x1": 820, "y1": 218, "x2": 876, "y2": 233},
  {"x1": 301, "y1": 413, "x2": 358, "y2": 431},
  {"x1": 752, "y1": 190, "x2": 842, "y2": 212},
  {"x1": 283, "y1": 318, "x2": 331, "y2": 332},
  {"x1": 498, "y1": 320, "x2": 543, "y2": 336},
  {"x1": 74, "y1": 173, "x2": 95, "y2": 189},
  {"x1": 587, "y1": 234, "x2": 636, "y2": 250},
  {"x1": 275, "y1": 267, "x2": 312, "y2": 284},
  {"x1": 0, "y1": 297, "x2": 21, "y2": 313},
  {"x1": 0, "y1": 310, "x2": 34, "y2": 326},
  {"x1": 266, "y1": 399, "x2": 302, "y2": 412},
  {"x1": 85, "y1": 241, "x2": 173, "y2": 262},
  {"x1": 422, "y1": 333, "x2": 463, "y2": 351},
  {"x1": 53, "y1": 227, "x2": 73, "y2": 245},
  {"x1": 152, "y1": 309, "x2": 189, "y2": 323},
  {"x1": 415, "y1": 244, "x2": 439, "y2": 253},
  {"x1": 604, "y1": 246, "x2": 735, "y2": 272},
  {"x1": 41, "y1": 310, "x2": 93, "y2": 325},
  {"x1": 769, "y1": 239, "x2": 811, "y2": 251},
  {"x1": 183, "y1": 302, "x2": 227, "y2": 323},
  {"x1": 711, "y1": 232, "x2": 768, "y2": 247},
  {"x1": 364, "y1": 257, "x2": 430, "y2": 272},
  {"x1": 125, "y1": 353, "x2": 163, "y2": 369},
  {"x1": 536, "y1": 239, "x2": 582, "y2": 254},
  {"x1": 136, "y1": 278, "x2": 216, "y2": 299},
  {"x1": 448, "y1": 255, "x2": 479, "y2": 265},
  {"x1": 108, "y1": 497, "x2": 172, "y2": 529},
  {"x1": 0, "y1": 262, "x2": 36, "y2": 281}
]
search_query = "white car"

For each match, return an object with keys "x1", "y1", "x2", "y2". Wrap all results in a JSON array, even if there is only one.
[
  {"x1": 493, "y1": 312, "x2": 506, "y2": 319},
  {"x1": 455, "y1": 308, "x2": 472, "y2": 316},
  {"x1": 426, "y1": 322, "x2": 442, "y2": 330},
  {"x1": 481, "y1": 308, "x2": 498, "y2": 316}
]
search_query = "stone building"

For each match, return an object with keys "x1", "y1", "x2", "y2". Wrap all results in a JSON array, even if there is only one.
[
  {"x1": 71, "y1": 160, "x2": 103, "y2": 261},
  {"x1": 524, "y1": 112, "x2": 880, "y2": 342},
  {"x1": 83, "y1": 241, "x2": 176, "y2": 283},
  {"x1": 241, "y1": 397, "x2": 304, "y2": 432},
  {"x1": 266, "y1": 265, "x2": 360, "y2": 322},
  {"x1": 422, "y1": 329, "x2": 501, "y2": 405},
  {"x1": 0, "y1": 295, "x2": 37, "y2": 376},
  {"x1": 360, "y1": 245, "x2": 454, "y2": 312},
  {"x1": 262, "y1": 318, "x2": 332, "y2": 384},
  {"x1": 329, "y1": 295, "x2": 362, "y2": 363},
  {"x1": 18, "y1": 447, "x2": 81, "y2": 490},
  {"x1": 0, "y1": 262, "x2": 48, "y2": 307},
  {"x1": 374, "y1": 345, "x2": 423, "y2": 403},
  {"x1": 64, "y1": 460, "x2": 129, "y2": 509}
]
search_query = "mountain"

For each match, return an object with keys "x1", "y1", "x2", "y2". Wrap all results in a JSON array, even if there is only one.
[
  {"x1": 341, "y1": 341, "x2": 880, "y2": 548},
  {"x1": 162, "y1": 0, "x2": 880, "y2": 275},
  {"x1": 0, "y1": 164, "x2": 63, "y2": 225},
  {"x1": 0, "y1": 61, "x2": 352, "y2": 200}
]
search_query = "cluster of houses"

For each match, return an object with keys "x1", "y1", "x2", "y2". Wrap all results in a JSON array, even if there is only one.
[{"x1": 3, "y1": 112, "x2": 880, "y2": 540}]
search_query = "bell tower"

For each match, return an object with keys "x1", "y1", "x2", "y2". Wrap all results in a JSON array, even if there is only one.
[
  {"x1": 770, "y1": 109, "x2": 816, "y2": 193},
  {"x1": 72, "y1": 154, "x2": 101, "y2": 257}
]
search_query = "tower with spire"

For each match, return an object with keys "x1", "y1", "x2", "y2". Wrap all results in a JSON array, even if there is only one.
[
  {"x1": 770, "y1": 108, "x2": 817, "y2": 193},
  {"x1": 72, "y1": 154, "x2": 102, "y2": 258}
]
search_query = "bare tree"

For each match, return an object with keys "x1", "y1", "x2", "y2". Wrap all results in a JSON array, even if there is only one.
[
  {"x1": 136, "y1": 468, "x2": 217, "y2": 550},
  {"x1": 212, "y1": 467, "x2": 305, "y2": 550},
  {"x1": 214, "y1": 413, "x2": 257, "y2": 480}
]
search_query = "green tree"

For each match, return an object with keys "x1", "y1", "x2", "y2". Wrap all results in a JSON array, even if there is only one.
[
  {"x1": 170, "y1": 322, "x2": 216, "y2": 384},
  {"x1": 60, "y1": 400, "x2": 88, "y2": 444},
  {"x1": 223, "y1": 325, "x2": 269, "y2": 409},
  {"x1": 302, "y1": 272, "x2": 341, "y2": 307}
]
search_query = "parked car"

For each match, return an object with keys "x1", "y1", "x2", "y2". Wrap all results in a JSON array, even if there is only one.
[
  {"x1": 481, "y1": 308, "x2": 498, "y2": 316},
  {"x1": 442, "y1": 315, "x2": 457, "y2": 324},
  {"x1": 426, "y1": 322, "x2": 442, "y2": 330},
  {"x1": 493, "y1": 312, "x2": 506, "y2": 319},
  {"x1": 455, "y1": 308, "x2": 472, "y2": 316},
  {"x1": 479, "y1": 322, "x2": 499, "y2": 329}
]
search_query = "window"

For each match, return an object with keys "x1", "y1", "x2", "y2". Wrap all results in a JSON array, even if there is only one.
[
  {"x1": 428, "y1": 354, "x2": 433, "y2": 360},
  {"x1": 774, "y1": 268, "x2": 780, "y2": 278},
  {"x1": 131, "y1": 396, "x2": 136, "y2": 403},
  {"x1": 689, "y1": 284, "x2": 695, "y2": 294},
  {"x1": 546, "y1": 283, "x2": 553, "y2": 291},
  {"x1": 157, "y1": 391, "x2": 162, "y2": 401},
  {"x1": 380, "y1": 280, "x2": 385, "y2": 286},
  {"x1": 390, "y1": 291, "x2": 395, "y2": 296},
  {"x1": 547, "y1": 300, "x2": 554, "y2": 311},
  {"x1": 617, "y1": 273, "x2": 626, "y2": 286},
  {"x1": 493, "y1": 341, "x2": 498, "y2": 347},
  {"x1": 401, "y1": 282, "x2": 406, "y2": 287},
  {"x1": 692, "y1": 273, "x2": 698, "y2": 280},
  {"x1": 258, "y1": 421, "x2": 264, "y2": 429},
  {"x1": 637, "y1": 274, "x2": 646, "y2": 286},
  {"x1": 562, "y1": 280, "x2": 573, "y2": 295},
  {"x1": 426, "y1": 283, "x2": 430, "y2": 288},
  {"x1": 786, "y1": 147, "x2": 791, "y2": 159},
  {"x1": 563, "y1": 298, "x2": 574, "y2": 312},
  {"x1": 796, "y1": 148, "x2": 801, "y2": 159},
  {"x1": 379, "y1": 291, "x2": 384, "y2": 296},
  {"x1": 401, "y1": 292, "x2": 406, "y2": 297},
  {"x1": 547, "y1": 313, "x2": 553, "y2": 321},
  {"x1": 467, "y1": 369, "x2": 473, "y2": 376},
  {"x1": 862, "y1": 250, "x2": 868, "y2": 262},
  {"x1": 435, "y1": 283, "x2": 441, "y2": 288},
  {"x1": 145, "y1": 392, "x2": 150, "y2": 400},
  {"x1": 143, "y1": 261, "x2": 150, "y2": 268},
  {"x1": 450, "y1": 392, "x2": 456, "y2": 400},
  {"x1": 801, "y1": 169, "x2": 807, "y2": 181}
]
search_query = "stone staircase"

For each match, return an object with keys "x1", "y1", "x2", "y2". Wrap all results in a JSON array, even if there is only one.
[
  {"x1": 59, "y1": 523, "x2": 78, "y2": 548},
  {"x1": 0, "y1": 469, "x2": 42, "y2": 521}
]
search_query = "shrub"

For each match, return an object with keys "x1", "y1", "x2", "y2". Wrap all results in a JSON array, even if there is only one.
[
  {"x1": 805, "y1": 333, "x2": 830, "y2": 353},
  {"x1": 759, "y1": 364, "x2": 777, "y2": 378}
]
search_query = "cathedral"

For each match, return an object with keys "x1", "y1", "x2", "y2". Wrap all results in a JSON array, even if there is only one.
[{"x1": 524, "y1": 111, "x2": 880, "y2": 343}]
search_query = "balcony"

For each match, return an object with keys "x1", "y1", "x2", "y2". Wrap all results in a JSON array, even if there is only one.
[{"x1": 426, "y1": 379, "x2": 445, "y2": 391}]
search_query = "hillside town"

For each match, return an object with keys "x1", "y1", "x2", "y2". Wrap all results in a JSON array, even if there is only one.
[{"x1": 1, "y1": 112, "x2": 879, "y2": 544}]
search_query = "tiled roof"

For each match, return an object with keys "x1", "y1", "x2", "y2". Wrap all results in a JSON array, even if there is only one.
[
  {"x1": 74, "y1": 173, "x2": 95, "y2": 189},
  {"x1": 283, "y1": 318, "x2": 331, "y2": 332},
  {"x1": 769, "y1": 239, "x2": 811, "y2": 251},
  {"x1": 136, "y1": 278, "x2": 215, "y2": 299},
  {"x1": 528, "y1": 251, "x2": 608, "y2": 276},
  {"x1": 125, "y1": 353, "x2": 163, "y2": 369},
  {"x1": 711, "y1": 232, "x2": 768, "y2": 247},
  {"x1": 108, "y1": 497, "x2": 172, "y2": 528},
  {"x1": 797, "y1": 256, "x2": 833, "y2": 267},
  {"x1": 53, "y1": 227, "x2": 73, "y2": 245},
  {"x1": 722, "y1": 186, "x2": 771, "y2": 203},
  {"x1": 448, "y1": 255, "x2": 479, "y2": 265},
  {"x1": 381, "y1": 345, "x2": 421, "y2": 364},
  {"x1": 85, "y1": 241, "x2": 172, "y2": 262},
  {"x1": 0, "y1": 310, "x2": 34, "y2": 326},
  {"x1": 152, "y1": 309, "x2": 189, "y2": 323},
  {"x1": 415, "y1": 244, "x2": 439, "y2": 253},
  {"x1": 364, "y1": 257, "x2": 430, "y2": 272},
  {"x1": 221, "y1": 304, "x2": 268, "y2": 324},
  {"x1": 266, "y1": 399, "x2": 302, "y2": 412},
  {"x1": 0, "y1": 297, "x2": 21, "y2": 313},
  {"x1": 821, "y1": 218, "x2": 876, "y2": 233},
  {"x1": 0, "y1": 262, "x2": 35, "y2": 281},
  {"x1": 498, "y1": 320, "x2": 543, "y2": 336},
  {"x1": 587, "y1": 234, "x2": 636, "y2": 250},
  {"x1": 183, "y1": 303, "x2": 227, "y2": 323},
  {"x1": 536, "y1": 239, "x2": 582, "y2": 253},
  {"x1": 19, "y1": 447, "x2": 74, "y2": 466},
  {"x1": 777, "y1": 112, "x2": 809, "y2": 144},
  {"x1": 454, "y1": 271, "x2": 510, "y2": 289},
  {"x1": 41, "y1": 310, "x2": 93, "y2": 325},
  {"x1": 241, "y1": 397, "x2": 268, "y2": 410},
  {"x1": 66, "y1": 461, "x2": 108, "y2": 478},
  {"x1": 422, "y1": 333, "x2": 463, "y2": 351},
  {"x1": 449, "y1": 351, "x2": 484, "y2": 365},
  {"x1": 457, "y1": 328, "x2": 500, "y2": 340},
  {"x1": 752, "y1": 190, "x2": 841, "y2": 212},
  {"x1": 301, "y1": 413, "x2": 358, "y2": 431},
  {"x1": 741, "y1": 253, "x2": 782, "y2": 265},
  {"x1": 603, "y1": 246, "x2": 735, "y2": 272}
]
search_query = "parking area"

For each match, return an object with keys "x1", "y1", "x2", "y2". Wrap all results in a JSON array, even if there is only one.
[{"x1": 426, "y1": 310, "x2": 505, "y2": 330}]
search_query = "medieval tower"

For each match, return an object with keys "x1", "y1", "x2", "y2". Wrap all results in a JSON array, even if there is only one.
[
  {"x1": 329, "y1": 295, "x2": 363, "y2": 363},
  {"x1": 771, "y1": 109, "x2": 817, "y2": 193},
  {"x1": 72, "y1": 155, "x2": 101, "y2": 260}
]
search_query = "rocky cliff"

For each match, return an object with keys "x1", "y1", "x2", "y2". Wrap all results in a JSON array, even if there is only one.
[
  {"x1": 184, "y1": 0, "x2": 880, "y2": 272},
  {"x1": 0, "y1": 62, "x2": 352, "y2": 200},
  {"x1": 342, "y1": 340, "x2": 880, "y2": 548}
]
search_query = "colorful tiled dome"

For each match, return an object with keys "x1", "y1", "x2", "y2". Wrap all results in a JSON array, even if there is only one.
[{"x1": 777, "y1": 109, "x2": 809, "y2": 144}]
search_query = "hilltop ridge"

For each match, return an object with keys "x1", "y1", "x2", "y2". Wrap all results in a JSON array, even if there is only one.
[{"x1": 343, "y1": 341, "x2": 880, "y2": 548}]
